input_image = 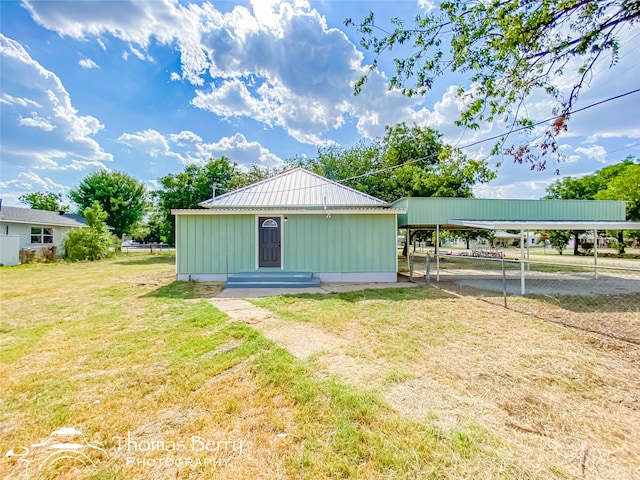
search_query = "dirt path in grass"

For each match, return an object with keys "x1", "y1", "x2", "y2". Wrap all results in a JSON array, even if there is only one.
[
  {"x1": 211, "y1": 294, "x2": 640, "y2": 480},
  {"x1": 209, "y1": 298, "x2": 389, "y2": 386}
]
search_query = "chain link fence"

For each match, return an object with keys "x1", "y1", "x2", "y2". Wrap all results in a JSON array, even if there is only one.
[{"x1": 404, "y1": 253, "x2": 640, "y2": 345}]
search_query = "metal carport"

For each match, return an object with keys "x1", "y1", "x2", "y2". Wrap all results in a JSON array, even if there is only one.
[
  {"x1": 449, "y1": 220, "x2": 640, "y2": 294},
  {"x1": 390, "y1": 197, "x2": 639, "y2": 294}
]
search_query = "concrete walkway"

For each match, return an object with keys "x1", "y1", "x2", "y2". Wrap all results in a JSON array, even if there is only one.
[{"x1": 214, "y1": 281, "x2": 418, "y2": 298}]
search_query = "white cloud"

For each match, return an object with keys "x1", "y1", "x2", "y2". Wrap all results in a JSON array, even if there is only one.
[
  {"x1": 78, "y1": 57, "x2": 99, "y2": 69},
  {"x1": 418, "y1": 0, "x2": 436, "y2": 12},
  {"x1": 54, "y1": 160, "x2": 109, "y2": 171},
  {"x1": 473, "y1": 178, "x2": 555, "y2": 199},
  {"x1": 0, "y1": 34, "x2": 112, "y2": 171},
  {"x1": 18, "y1": 113, "x2": 56, "y2": 131},
  {"x1": 0, "y1": 171, "x2": 67, "y2": 193},
  {"x1": 21, "y1": 0, "x2": 183, "y2": 46},
  {"x1": 191, "y1": 79, "x2": 258, "y2": 119},
  {"x1": 21, "y1": 0, "x2": 367, "y2": 145},
  {"x1": 576, "y1": 145, "x2": 607, "y2": 163},
  {"x1": 126, "y1": 44, "x2": 154, "y2": 62},
  {"x1": 117, "y1": 129, "x2": 172, "y2": 158},
  {"x1": 0, "y1": 93, "x2": 42, "y2": 108},
  {"x1": 19, "y1": 0, "x2": 638, "y2": 178},
  {"x1": 197, "y1": 133, "x2": 283, "y2": 166},
  {"x1": 169, "y1": 130, "x2": 203, "y2": 144},
  {"x1": 117, "y1": 128, "x2": 283, "y2": 167}
]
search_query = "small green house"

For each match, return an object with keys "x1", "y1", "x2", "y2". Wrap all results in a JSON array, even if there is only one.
[{"x1": 172, "y1": 168, "x2": 403, "y2": 284}]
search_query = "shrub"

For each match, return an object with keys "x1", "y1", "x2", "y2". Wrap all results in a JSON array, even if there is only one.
[{"x1": 63, "y1": 201, "x2": 115, "y2": 261}]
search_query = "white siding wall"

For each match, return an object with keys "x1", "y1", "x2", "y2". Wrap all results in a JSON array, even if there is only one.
[{"x1": 0, "y1": 222, "x2": 73, "y2": 255}]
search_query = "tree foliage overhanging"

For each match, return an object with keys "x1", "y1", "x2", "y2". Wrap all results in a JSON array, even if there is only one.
[{"x1": 347, "y1": 0, "x2": 640, "y2": 171}]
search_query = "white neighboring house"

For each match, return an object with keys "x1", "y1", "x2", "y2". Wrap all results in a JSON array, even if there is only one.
[{"x1": 0, "y1": 205, "x2": 86, "y2": 265}]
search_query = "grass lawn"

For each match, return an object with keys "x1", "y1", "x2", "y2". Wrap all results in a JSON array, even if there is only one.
[
  {"x1": 1, "y1": 254, "x2": 638, "y2": 479},
  {"x1": 253, "y1": 289, "x2": 640, "y2": 479}
]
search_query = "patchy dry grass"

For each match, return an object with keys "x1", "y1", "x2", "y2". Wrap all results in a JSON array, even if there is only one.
[
  {"x1": 0, "y1": 255, "x2": 526, "y2": 479},
  {"x1": 2, "y1": 255, "x2": 638, "y2": 479},
  {"x1": 254, "y1": 287, "x2": 640, "y2": 479}
]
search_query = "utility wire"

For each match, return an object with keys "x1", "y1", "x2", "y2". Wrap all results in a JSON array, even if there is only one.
[
  {"x1": 209, "y1": 88, "x2": 640, "y2": 197},
  {"x1": 459, "y1": 88, "x2": 640, "y2": 150},
  {"x1": 337, "y1": 87, "x2": 640, "y2": 185}
]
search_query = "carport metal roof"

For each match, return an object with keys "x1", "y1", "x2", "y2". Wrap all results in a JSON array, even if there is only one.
[
  {"x1": 449, "y1": 220, "x2": 640, "y2": 230},
  {"x1": 390, "y1": 197, "x2": 628, "y2": 229}
]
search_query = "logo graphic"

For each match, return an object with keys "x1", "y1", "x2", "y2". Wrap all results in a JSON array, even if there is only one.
[{"x1": 5, "y1": 427, "x2": 107, "y2": 478}]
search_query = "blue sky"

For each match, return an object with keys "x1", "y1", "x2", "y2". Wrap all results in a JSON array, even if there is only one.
[{"x1": 1, "y1": 0, "x2": 639, "y2": 207}]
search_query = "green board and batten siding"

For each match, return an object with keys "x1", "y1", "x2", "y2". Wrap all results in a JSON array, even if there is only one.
[
  {"x1": 176, "y1": 215, "x2": 255, "y2": 275},
  {"x1": 176, "y1": 213, "x2": 397, "y2": 277},
  {"x1": 284, "y1": 214, "x2": 396, "y2": 273},
  {"x1": 392, "y1": 198, "x2": 626, "y2": 227}
]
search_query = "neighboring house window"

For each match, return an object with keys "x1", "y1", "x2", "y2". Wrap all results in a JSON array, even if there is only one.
[
  {"x1": 31, "y1": 226, "x2": 53, "y2": 244},
  {"x1": 261, "y1": 219, "x2": 278, "y2": 227}
]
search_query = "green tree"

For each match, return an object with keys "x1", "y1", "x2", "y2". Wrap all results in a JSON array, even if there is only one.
[
  {"x1": 545, "y1": 159, "x2": 634, "y2": 200},
  {"x1": 128, "y1": 221, "x2": 151, "y2": 242},
  {"x1": 63, "y1": 201, "x2": 114, "y2": 261},
  {"x1": 545, "y1": 157, "x2": 639, "y2": 254},
  {"x1": 228, "y1": 164, "x2": 284, "y2": 191},
  {"x1": 153, "y1": 157, "x2": 237, "y2": 244},
  {"x1": 347, "y1": 1, "x2": 640, "y2": 170},
  {"x1": 300, "y1": 123, "x2": 495, "y2": 203},
  {"x1": 19, "y1": 192, "x2": 68, "y2": 212},
  {"x1": 69, "y1": 171, "x2": 147, "y2": 238},
  {"x1": 144, "y1": 209, "x2": 168, "y2": 244},
  {"x1": 595, "y1": 162, "x2": 640, "y2": 253},
  {"x1": 594, "y1": 163, "x2": 640, "y2": 220},
  {"x1": 546, "y1": 230, "x2": 572, "y2": 255},
  {"x1": 300, "y1": 141, "x2": 388, "y2": 199}
]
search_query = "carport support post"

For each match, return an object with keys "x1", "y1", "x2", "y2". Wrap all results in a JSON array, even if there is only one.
[
  {"x1": 436, "y1": 224, "x2": 440, "y2": 282},
  {"x1": 520, "y1": 230, "x2": 526, "y2": 295},
  {"x1": 594, "y1": 229, "x2": 598, "y2": 279}
]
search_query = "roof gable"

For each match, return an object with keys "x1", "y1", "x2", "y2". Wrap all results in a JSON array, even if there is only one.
[
  {"x1": 200, "y1": 167, "x2": 387, "y2": 208},
  {"x1": 0, "y1": 206, "x2": 86, "y2": 227}
]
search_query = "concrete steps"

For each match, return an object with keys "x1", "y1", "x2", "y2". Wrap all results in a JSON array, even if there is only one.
[{"x1": 226, "y1": 271, "x2": 320, "y2": 288}]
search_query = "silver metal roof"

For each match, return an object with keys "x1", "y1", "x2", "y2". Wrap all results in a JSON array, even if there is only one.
[
  {"x1": 199, "y1": 167, "x2": 388, "y2": 209},
  {"x1": 0, "y1": 206, "x2": 86, "y2": 227},
  {"x1": 173, "y1": 208, "x2": 404, "y2": 215}
]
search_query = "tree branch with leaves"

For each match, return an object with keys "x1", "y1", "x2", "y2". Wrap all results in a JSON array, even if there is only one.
[{"x1": 346, "y1": 0, "x2": 640, "y2": 171}]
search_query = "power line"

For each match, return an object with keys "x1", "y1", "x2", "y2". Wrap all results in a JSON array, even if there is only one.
[
  {"x1": 458, "y1": 88, "x2": 640, "y2": 150},
  {"x1": 209, "y1": 88, "x2": 640, "y2": 198},
  {"x1": 336, "y1": 88, "x2": 640, "y2": 185}
]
